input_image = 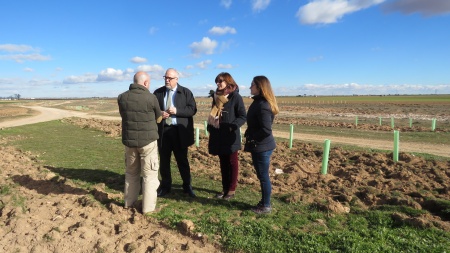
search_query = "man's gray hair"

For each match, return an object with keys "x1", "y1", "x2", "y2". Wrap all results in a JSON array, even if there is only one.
[{"x1": 166, "y1": 68, "x2": 179, "y2": 78}]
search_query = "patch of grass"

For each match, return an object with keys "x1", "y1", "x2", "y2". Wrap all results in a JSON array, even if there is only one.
[
  {"x1": 2, "y1": 120, "x2": 124, "y2": 191},
  {"x1": 375, "y1": 205, "x2": 428, "y2": 217},
  {"x1": 0, "y1": 185, "x2": 11, "y2": 195},
  {"x1": 1, "y1": 120, "x2": 450, "y2": 252},
  {"x1": 11, "y1": 194, "x2": 27, "y2": 213}
]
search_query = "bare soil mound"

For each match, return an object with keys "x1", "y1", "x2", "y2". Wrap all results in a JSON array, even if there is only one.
[{"x1": 0, "y1": 136, "x2": 221, "y2": 252}]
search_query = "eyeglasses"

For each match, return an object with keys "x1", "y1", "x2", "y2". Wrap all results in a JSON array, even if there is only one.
[
  {"x1": 216, "y1": 79, "x2": 224, "y2": 84},
  {"x1": 163, "y1": 76, "x2": 177, "y2": 80},
  {"x1": 250, "y1": 83, "x2": 256, "y2": 88}
]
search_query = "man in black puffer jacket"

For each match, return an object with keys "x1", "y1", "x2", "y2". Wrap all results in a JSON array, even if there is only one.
[{"x1": 118, "y1": 71, "x2": 162, "y2": 214}]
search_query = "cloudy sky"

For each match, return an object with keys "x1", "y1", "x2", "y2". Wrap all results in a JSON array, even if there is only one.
[{"x1": 1, "y1": 0, "x2": 450, "y2": 98}]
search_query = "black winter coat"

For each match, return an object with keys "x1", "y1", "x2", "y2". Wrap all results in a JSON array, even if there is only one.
[
  {"x1": 153, "y1": 84, "x2": 197, "y2": 149},
  {"x1": 207, "y1": 90, "x2": 246, "y2": 155},
  {"x1": 244, "y1": 95, "x2": 276, "y2": 153}
]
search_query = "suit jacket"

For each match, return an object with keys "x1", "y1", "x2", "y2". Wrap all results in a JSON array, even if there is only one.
[{"x1": 153, "y1": 84, "x2": 197, "y2": 148}]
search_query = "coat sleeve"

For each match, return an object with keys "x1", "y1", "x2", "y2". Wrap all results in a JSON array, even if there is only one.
[
  {"x1": 175, "y1": 86, "x2": 197, "y2": 117},
  {"x1": 152, "y1": 96, "x2": 163, "y2": 123},
  {"x1": 230, "y1": 94, "x2": 246, "y2": 130}
]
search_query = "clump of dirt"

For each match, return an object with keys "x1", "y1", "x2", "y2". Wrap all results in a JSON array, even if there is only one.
[
  {"x1": 62, "y1": 117, "x2": 121, "y2": 137},
  {"x1": 65, "y1": 118, "x2": 450, "y2": 231}
]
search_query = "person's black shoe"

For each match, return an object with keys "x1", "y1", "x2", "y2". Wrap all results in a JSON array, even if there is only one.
[
  {"x1": 157, "y1": 188, "x2": 171, "y2": 197},
  {"x1": 184, "y1": 187, "x2": 196, "y2": 198}
]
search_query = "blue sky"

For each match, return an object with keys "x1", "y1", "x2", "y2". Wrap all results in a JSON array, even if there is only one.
[{"x1": 1, "y1": 0, "x2": 450, "y2": 98}]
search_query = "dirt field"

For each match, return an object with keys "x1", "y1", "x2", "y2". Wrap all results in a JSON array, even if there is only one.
[{"x1": 0, "y1": 98, "x2": 449, "y2": 252}]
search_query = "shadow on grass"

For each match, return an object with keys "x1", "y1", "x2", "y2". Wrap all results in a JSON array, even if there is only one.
[
  {"x1": 11, "y1": 170, "x2": 123, "y2": 207},
  {"x1": 46, "y1": 165, "x2": 124, "y2": 191},
  {"x1": 12, "y1": 174, "x2": 88, "y2": 196},
  {"x1": 158, "y1": 183, "x2": 256, "y2": 211}
]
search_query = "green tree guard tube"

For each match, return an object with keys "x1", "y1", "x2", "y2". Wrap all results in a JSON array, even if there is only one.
[
  {"x1": 393, "y1": 130, "x2": 399, "y2": 162},
  {"x1": 289, "y1": 124, "x2": 294, "y2": 149},
  {"x1": 195, "y1": 127, "x2": 200, "y2": 147},
  {"x1": 321, "y1": 139, "x2": 331, "y2": 175}
]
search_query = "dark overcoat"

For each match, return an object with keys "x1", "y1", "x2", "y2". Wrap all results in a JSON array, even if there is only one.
[
  {"x1": 153, "y1": 84, "x2": 197, "y2": 149},
  {"x1": 207, "y1": 89, "x2": 247, "y2": 155}
]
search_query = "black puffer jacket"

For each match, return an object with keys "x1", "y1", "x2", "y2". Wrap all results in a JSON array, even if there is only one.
[
  {"x1": 118, "y1": 83, "x2": 161, "y2": 147},
  {"x1": 244, "y1": 95, "x2": 276, "y2": 153},
  {"x1": 207, "y1": 89, "x2": 246, "y2": 155}
]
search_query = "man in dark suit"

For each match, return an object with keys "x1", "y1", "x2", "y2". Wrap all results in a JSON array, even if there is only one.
[{"x1": 153, "y1": 68, "x2": 197, "y2": 197}]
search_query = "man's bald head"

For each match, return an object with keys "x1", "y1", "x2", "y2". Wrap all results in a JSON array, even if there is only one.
[{"x1": 134, "y1": 71, "x2": 150, "y2": 89}]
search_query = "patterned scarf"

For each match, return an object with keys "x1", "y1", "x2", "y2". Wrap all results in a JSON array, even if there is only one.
[{"x1": 208, "y1": 86, "x2": 235, "y2": 128}]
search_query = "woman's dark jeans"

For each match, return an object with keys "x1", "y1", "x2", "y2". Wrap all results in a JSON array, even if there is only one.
[{"x1": 251, "y1": 149, "x2": 273, "y2": 207}]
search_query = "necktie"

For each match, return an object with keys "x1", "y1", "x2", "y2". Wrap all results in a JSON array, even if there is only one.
[{"x1": 166, "y1": 89, "x2": 173, "y2": 125}]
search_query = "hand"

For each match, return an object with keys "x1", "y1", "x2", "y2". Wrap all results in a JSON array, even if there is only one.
[
  {"x1": 166, "y1": 106, "x2": 177, "y2": 115},
  {"x1": 162, "y1": 111, "x2": 170, "y2": 119}
]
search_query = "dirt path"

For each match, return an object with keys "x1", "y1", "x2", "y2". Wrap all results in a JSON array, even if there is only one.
[{"x1": 1, "y1": 106, "x2": 448, "y2": 158}]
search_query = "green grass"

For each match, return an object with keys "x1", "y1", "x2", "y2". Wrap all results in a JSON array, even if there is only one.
[{"x1": 1, "y1": 120, "x2": 450, "y2": 252}]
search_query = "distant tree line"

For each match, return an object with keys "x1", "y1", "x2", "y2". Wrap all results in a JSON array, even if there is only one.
[{"x1": 0, "y1": 94, "x2": 21, "y2": 100}]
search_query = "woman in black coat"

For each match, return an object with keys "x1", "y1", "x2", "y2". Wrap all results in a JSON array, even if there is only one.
[
  {"x1": 207, "y1": 72, "x2": 246, "y2": 200},
  {"x1": 244, "y1": 75, "x2": 279, "y2": 214}
]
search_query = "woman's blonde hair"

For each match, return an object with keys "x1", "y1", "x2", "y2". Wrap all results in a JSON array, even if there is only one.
[{"x1": 252, "y1": 75, "x2": 279, "y2": 115}]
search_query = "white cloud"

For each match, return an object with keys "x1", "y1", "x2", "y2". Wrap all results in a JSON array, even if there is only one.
[
  {"x1": 185, "y1": 65, "x2": 194, "y2": 69},
  {"x1": 0, "y1": 53, "x2": 51, "y2": 63},
  {"x1": 130, "y1": 56, "x2": 148, "y2": 63},
  {"x1": 189, "y1": 37, "x2": 218, "y2": 57},
  {"x1": 135, "y1": 65, "x2": 165, "y2": 79},
  {"x1": 97, "y1": 68, "x2": 132, "y2": 82},
  {"x1": 296, "y1": 0, "x2": 385, "y2": 25},
  {"x1": 308, "y1": 56, "x2": 324, "y2": 62},
  {"x1": 216, "y1": 64, "x2": 233, "y2": 69},
  {"x1": 0, "y1": 44, "x2": 50, "y2": 63},
  {"x1": 0, "y1": 78, "x2": 15, "y2": 85},
  {"x1": 196, "y1": 60, "x2": 212, "y2": 69},
  {"x1": 209, "y1": 26, "x2": 237, "y2": 35},
  {"x1": 221, "y1": 0, "x2": 232, "y2": 9},
  {"x1": 63, "y1": 73, "x2": 98, "y2": 84},
  {"x1": 136, "y1": 64, "x2": 164, "y2": 73},
  {"x1": 252, "y1": 0, "x2": 271, "y2": 12},
  {"x1": 63, "y1": 68, "x2": 130, "y2": 84},
  {"x1": 382, "y1": 0, "x2": 450, "y2": 16},
  {"x1": 0, "y1": 44, "x2": 35, "y2": 52},
  {"x1": 287, "y1": 82, "x2": 450, "y2": 96},
  {"x1": 149, "y1": 26, "x2": 158, "y2": 35},
  {"x1": 24, "y1": 67, "x2": 34, "y2": 72}
]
